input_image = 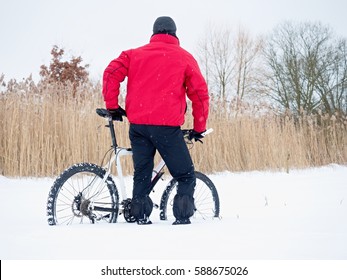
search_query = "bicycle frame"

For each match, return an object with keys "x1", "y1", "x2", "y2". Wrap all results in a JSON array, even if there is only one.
[{"x1": 102, "y1": 147, "x2": 166, "y2": 203}]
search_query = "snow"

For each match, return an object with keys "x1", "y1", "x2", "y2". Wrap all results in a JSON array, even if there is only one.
[{"x1": 1, "y1": 164, "x2": 347, "y2": 260}]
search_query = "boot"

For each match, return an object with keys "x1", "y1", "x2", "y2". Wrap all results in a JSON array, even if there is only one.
[
  {"x1": 172, "y1": 194, "x2": 195, "y2": 225},
  {"x1": 130, "y1": 196, "x2": 153, "y2": 225}
]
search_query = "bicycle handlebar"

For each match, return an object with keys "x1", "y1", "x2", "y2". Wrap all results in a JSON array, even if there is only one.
[
  {"x1": 96, "y1": 108, "x2": 213, "y2": 148},
  {"x1": 202, "y1": 128, "x2": 214, "y2": 136},
  {"x1": 181, "y1": 128, "x2": 213, "y2": 137}
]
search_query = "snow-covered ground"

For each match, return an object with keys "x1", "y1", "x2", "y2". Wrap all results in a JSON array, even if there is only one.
[{"x1": 1, "y1": 164, "x2": 347, "y2": 260}]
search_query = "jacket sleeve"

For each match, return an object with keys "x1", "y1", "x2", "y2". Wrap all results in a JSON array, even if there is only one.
[
  {"x1": 102, "y1": 51, "x2": 130, "y2": 109},
  {"x1": 184, "y1": 56, "x2": 209, "y2": 132}
]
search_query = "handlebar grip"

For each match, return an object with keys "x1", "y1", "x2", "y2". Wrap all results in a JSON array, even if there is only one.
[{"x1": 201, "y1": 128, "x2": 213, "y2": 137}]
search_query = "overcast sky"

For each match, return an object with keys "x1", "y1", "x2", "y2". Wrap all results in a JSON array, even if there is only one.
[{"x1": 1, "y1": 0, "x2": 347, "y2": 82}]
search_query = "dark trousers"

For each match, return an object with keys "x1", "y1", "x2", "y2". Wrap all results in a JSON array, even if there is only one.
[{"x1": 129, "y1": 124, "x2": 196, "y2": 198}]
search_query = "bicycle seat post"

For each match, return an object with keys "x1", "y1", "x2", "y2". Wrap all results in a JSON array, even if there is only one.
[{"x1": 107, "y1": 117, "x2": 118, "y2": 150}]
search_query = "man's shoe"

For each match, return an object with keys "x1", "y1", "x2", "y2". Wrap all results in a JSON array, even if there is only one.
[
  {"x1": 137, "y1": 217, "x2": 152, "y2": 225},
  {"x1": 172, "y1": 218, "x2": 191, "y2": 225}
]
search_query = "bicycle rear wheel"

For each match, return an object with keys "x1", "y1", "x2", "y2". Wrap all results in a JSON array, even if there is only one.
[
  {"x1": 47, "y1": 163, "x2": 119, "y2": 225},
  {"x1": 159, "y1": 171, "x2": 220, "y2": 221}
]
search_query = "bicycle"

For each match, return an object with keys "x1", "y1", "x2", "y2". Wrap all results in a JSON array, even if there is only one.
[{"x1": 46, "y1": 108, "x2": 220, "y2": 225}]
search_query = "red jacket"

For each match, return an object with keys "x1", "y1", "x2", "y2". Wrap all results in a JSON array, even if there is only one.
[{"x1": 102, "y1": 34, "x2": 209, "y2": 132}]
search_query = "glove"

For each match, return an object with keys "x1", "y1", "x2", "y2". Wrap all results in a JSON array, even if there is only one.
[
  {"x1": 188, "y1": 130, "x2": 206, "y2": 142},
  {"x1": 108, "y1": 107, "x2": 126, "y2": 121}
]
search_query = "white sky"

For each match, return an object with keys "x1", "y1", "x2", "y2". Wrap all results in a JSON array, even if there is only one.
[{"x1": 1, "y1": 0, "x2": 347, "y2": 82}]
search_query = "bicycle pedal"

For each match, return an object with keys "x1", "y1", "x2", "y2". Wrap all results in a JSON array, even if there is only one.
[{"x1": 153, "y1": 203, "x2": 159, "y2": 209}]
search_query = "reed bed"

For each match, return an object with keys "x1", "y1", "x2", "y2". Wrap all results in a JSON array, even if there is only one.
[{"x1": 1, "y1": 83, "x2": 346, "y2": 177}]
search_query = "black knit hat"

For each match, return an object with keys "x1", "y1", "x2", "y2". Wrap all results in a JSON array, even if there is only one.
[{"x1": 153, "y1": 16, "x2": 177, "y2": 37}]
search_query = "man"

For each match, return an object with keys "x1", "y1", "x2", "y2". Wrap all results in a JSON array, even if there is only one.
[{"x1": 102, "y1": 16, "x2": 209, "y2": 225}]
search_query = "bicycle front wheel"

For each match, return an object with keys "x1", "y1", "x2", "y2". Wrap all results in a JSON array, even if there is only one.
[
  {"x1": 47, "y1": 163, "x2": 119, "y2": 225},
  {"x1": 159, "y1": 171, "x2": 220, "y2": 221}
]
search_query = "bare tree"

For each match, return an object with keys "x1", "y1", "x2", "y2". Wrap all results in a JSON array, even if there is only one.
[
  {"x1": 314, "y1": 38, "x2": 347, "y2": 116},
  {"x1": 197, "y1": 24, "x2": 234, "y2": 99},
  {"x1": 233, "y1": 27, "x2": 264, "y2": 103},
  {"x1": 197, "y1": 24, "x2": 264, "y2": 109},
  {"x1": 262, "y1": 21, "x2": 347, "y2": 116}
]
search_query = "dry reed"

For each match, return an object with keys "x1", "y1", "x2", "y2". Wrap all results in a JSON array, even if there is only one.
[{"x1": 1, "y1": 82, "x2": 346, "y2": 177}]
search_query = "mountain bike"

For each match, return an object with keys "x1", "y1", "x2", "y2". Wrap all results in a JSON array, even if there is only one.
[{"x1": 46, "y1": 108, "x2": 220, "y2": 225}]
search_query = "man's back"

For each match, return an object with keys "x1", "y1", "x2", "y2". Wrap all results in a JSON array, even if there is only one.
[{"x1": 126, "y1": 34, "x2": 201, "y2": 127}]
